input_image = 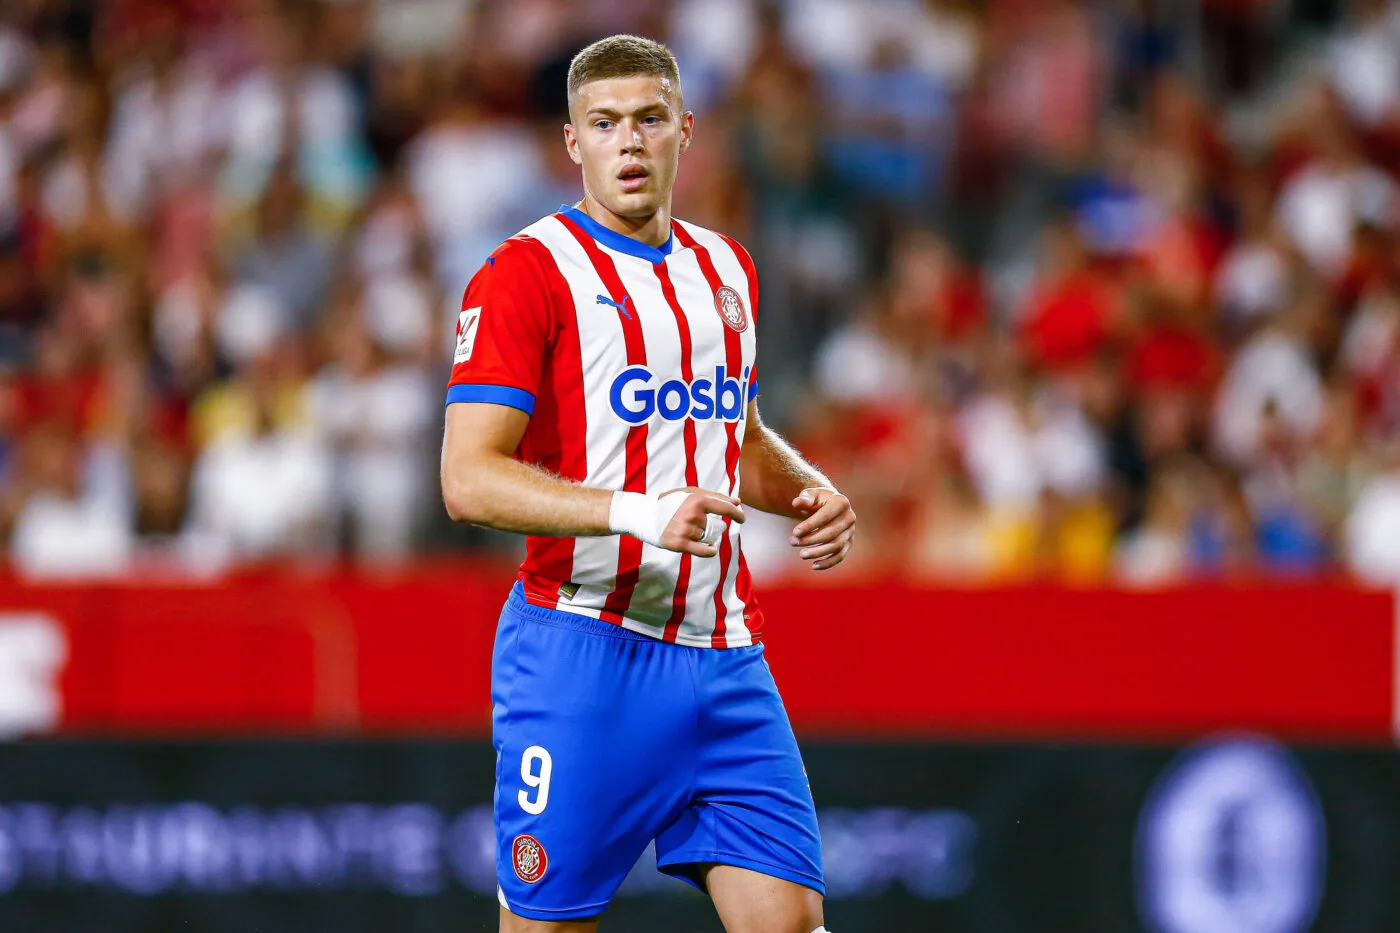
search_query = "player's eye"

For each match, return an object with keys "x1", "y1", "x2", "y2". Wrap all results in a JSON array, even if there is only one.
[
  {"x1": 642, "y1": 116, "x2": 662, "y2": 125},
  {"x1": 595, "y1": 120, "x2": 614, "y2": 130}
]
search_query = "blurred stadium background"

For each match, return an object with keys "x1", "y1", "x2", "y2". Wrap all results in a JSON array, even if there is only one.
[{"x1": 1, "y1": 0, "x2": 1400, "y2": 930}]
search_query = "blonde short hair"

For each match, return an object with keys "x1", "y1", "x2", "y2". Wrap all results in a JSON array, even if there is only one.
[{"x1": 567, "y1": 35, "x2": 682, "y2": 107}]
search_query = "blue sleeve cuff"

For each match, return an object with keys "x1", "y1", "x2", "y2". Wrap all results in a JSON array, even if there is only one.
[
  {"x1": 446, "y1": 383, "x2": 536, "y2": 415},
  {"x1": 750, "y1": 380, "x2": 759, "y2": 397}
]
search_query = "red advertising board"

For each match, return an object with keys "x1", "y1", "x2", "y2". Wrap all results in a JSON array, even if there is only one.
[{"x1": 0, "y1": 567, "x2": 1391, "y2": 741}]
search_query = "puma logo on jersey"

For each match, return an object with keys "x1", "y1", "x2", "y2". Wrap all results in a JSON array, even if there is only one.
[{"x1": 596, "y1": 294, "x2": 634, "y2": 320}]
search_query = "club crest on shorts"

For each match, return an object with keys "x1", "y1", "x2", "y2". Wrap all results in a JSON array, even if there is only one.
[
  {"x1": 714, "y1": 285, "x2": 748, "y2": 333},
  {"x1": 512, "y1": 834, "x2": 548, "y2": 884}
]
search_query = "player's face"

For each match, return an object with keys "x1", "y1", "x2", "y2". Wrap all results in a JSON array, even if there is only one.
[{"x1": 565, "y1": 75, "x2": 692, "y2": 222}]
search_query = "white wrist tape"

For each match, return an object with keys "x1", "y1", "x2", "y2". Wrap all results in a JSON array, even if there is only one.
[
  {"x1": 609, "y1": 491, "x2": 725, "y2": 549},
  {"x1": 609, "y1": 491, "x2": 666, "y2": 546},
  {"x1": 700, "y1": 510, "x2": 725, "y2": 546}
]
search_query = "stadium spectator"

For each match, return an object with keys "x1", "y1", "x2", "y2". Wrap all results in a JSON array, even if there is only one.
[
  {"x1": 1327, "y1": 0, "x2": 1400, "y2": 127},
  {"x1": 1345, "y1": 458, "x2": 1400, "y2": 585},
  {"x1": 308, "y1": 278, "x2": 436, "y2": 561},
  {"x1": 230, "y1": 163, "x2": 335, "y2": 332},
  {"x1": 183, "y1": 367, "x2": 333, "y2": 565},
  {"x1": 8, "y1": 418, "x2": 132, "y2": 578}
]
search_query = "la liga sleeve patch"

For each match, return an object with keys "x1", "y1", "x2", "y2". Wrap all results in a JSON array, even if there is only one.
[
  {"x1": 454, "y1": 307, "x2": 482, "y2": 364},
  {"x1": 447, "y1": 237, "x2": 556, "y2": 399}
]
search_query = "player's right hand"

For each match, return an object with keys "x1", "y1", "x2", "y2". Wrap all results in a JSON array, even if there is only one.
[
  {"x1": 609, "y1": 488, "x2": 744, "y2": 557},
  {"x1": 656, "y1": 487, "x2": 745, "y2": 558}
]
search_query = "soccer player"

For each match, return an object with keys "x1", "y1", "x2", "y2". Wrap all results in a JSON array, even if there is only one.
[{"x1": 440, "y1": 34, "x2": 856, "y2": 933}]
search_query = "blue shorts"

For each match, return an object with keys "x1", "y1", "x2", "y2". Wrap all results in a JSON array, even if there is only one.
[{"x1": 492, "y1": 582, "x2": 824, "y2": 921}]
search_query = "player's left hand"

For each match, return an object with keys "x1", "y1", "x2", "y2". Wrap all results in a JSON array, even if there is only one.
[{"x1": 790, "y1": 487, "x2": 855, "y2": 571}]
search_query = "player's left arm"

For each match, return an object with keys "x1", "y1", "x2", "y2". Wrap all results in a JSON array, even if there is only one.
[{"x1": 739, "y1": 400, "x2": 856, "y2": 571}]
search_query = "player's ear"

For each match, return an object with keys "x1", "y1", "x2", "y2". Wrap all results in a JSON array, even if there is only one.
[
  {"x1": 679, "y1": 111, "x2": 694, "y2": 154},
  {"x1": 563, "y1": 123, "x2": 583, "y2": 166}
]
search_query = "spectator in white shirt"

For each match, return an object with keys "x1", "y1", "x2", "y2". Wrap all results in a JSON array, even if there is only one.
[
  {"x1": 9, "y1": 422, "x2": 133, "y2": 579},
  {"x1": 1345, "y1": 466, "x2": 1400, "y2": 585},
  {"x1": 1275, "y1": 111, "x2": 1396, "y2": 279},
  {"x1": 1327, "y1": 0, "x2": 1400, "y2": 126},
  {"x1": 183, "y1": 387, "x2": 333, "y2": 563},
  {"x1": 1213, "y1": 289, "x2": 1326, "y2": 469}
]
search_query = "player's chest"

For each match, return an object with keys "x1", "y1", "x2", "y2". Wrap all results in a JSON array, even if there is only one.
[{"x1": 558, "y1": 250, "x2": 754, "y2": 375}]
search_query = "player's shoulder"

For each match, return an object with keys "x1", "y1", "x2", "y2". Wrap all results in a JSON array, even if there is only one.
[
  {"x1": 672, "y1": 217, "x2": 756, "y2": 270},
  {"x1": 467, "y1": 221, "x2": 561, "y2": 297},
  {"x1": 460, "y1": 216, "x2": 578, "y2": 329},
  {"x1": 482, "y1": 224, "x2": 553, "y2": 274}
]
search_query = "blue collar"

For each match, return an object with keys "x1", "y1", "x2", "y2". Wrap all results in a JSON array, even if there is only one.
[{"x1": 559, "y1": 205, "x2": 674, "y2": 264}]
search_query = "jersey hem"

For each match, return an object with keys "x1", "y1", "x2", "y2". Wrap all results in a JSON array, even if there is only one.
[
  {"x1": 521, "y1": 589, "x2": 761, "y2": 648},
  {"x1": 659, "y1": 627, "x2": 760, "y2": 649},
  {"x1": 655, "y1": 850, "x2": 825, "y2": 897},
  {"x1": 511, "y1": 587, "x2": 657, "y2": 642}
]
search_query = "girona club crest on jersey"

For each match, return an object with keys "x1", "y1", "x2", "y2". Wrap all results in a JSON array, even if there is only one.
[
  {"x1": 714, "y1": 285, "x2": 749, "y2": 333},
  {"x1": 512, "y1": 834, "x2": 548, "y2": 884}
]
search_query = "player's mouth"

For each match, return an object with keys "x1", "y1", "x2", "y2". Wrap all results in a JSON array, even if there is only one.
[{"x1": 618, "y1": 164, "x2": 649, "y2": 192}]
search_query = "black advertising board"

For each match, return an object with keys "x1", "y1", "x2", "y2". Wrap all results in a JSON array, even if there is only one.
[{"x1": 0, "y1": 738, "x2": 1395, "y2": 932}]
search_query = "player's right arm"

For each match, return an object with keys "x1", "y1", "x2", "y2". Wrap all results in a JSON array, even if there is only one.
[
  {"x1": 442, "y1": 404, "x2": 741, "y2": 556},
  {"x1": 440, "y1": 401, "x2": 610, "y2": 535},
  {"x1": 439, "y1": 240, "x2": 741, "y2": 557}
]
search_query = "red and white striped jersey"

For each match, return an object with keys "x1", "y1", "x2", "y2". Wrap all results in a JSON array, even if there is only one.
[{"x1": 447, "y1": 206, "x2": 764, "y2": 647}]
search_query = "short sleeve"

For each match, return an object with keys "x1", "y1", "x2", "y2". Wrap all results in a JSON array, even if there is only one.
[{"x1": 446, "y1": 238, "x2": 556, "y2": 415}]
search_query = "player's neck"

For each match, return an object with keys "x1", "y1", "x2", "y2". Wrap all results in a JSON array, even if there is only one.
[{"x1": 577, "y1": 196, "x2": 672, "y2": 248}]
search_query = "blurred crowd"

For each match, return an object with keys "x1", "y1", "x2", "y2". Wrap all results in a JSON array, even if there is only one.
[{"x1": 4, "y1": 0, "x2": 1400, "y2": 587}]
